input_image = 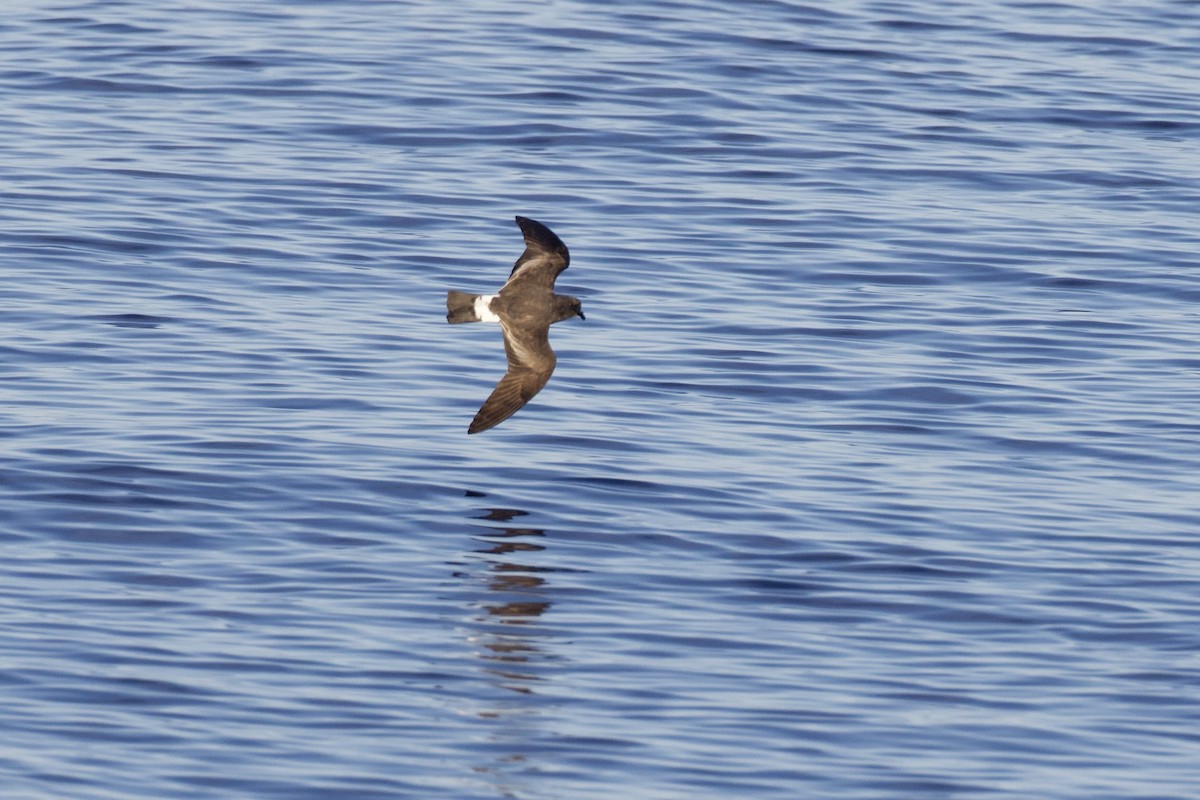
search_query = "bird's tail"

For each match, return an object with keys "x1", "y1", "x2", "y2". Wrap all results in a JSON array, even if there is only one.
[{"x1": 446, "y1": 290, "x2": 481, "y2": 324}]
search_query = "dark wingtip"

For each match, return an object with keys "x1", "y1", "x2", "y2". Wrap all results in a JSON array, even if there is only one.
[
  {"x1": 514, "y1": 215, "x2": 569, "y2": 259},
  {"x1": 467, "y1": 415, "x2": 497, "y2": 435}
]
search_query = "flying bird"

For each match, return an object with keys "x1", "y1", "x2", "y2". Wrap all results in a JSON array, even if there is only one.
[{"x1": 446, "y1": 216, "x2": 585, "y2": 434}]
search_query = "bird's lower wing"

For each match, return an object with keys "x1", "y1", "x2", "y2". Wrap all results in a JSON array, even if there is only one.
[{"x1": 468, "y1": 367, "x2": 552, "y2": 434}]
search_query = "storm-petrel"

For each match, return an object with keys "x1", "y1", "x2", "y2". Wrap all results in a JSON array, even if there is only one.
[{"x1": 446, "y1": 216, "x2": 585, "y2": 434}]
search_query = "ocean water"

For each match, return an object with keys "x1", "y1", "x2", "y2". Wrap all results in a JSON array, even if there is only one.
[{"x1": 3, "y1": 1, "x2": 1200, "y2": 798}]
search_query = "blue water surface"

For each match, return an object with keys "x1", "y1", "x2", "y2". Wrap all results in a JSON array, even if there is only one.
[{"x1": 3, "y1": 1, "x2": 1200, "y2": 798}]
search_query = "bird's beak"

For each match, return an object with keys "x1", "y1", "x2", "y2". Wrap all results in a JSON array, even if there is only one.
[{"x1": 577, "y1": 310, "x2": 586, "y2": 321}]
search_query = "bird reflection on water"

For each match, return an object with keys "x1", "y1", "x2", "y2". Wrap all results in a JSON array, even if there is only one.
[
  {"x1": 456, "y1": 500, "x2": 560, "y2": 695},
  {"x1": 453, "y1": 497, "x2": 567, "y2": 797}
]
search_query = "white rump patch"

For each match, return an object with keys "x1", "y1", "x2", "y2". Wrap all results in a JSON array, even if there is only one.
[{"x1": 474, "y1": 294, "x2": 500, "y2": 323}]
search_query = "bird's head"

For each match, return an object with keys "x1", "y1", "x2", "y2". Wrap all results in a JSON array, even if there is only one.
[{"x1": 555, "y1": 295, "x2": 585, "y2": 322}]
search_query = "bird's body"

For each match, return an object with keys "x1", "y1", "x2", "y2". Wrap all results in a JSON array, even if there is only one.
[{"x1": 446, "y1": 216, "x2": 584, "y2": 434}]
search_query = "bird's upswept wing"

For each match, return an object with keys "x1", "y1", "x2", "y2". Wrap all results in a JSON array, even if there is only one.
[{"x1": 507, "y1": 216, "x2": 570, "y2": 287}]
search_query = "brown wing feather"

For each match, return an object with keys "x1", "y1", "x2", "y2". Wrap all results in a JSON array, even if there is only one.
[
  {"x1": 468, "y1": 369, "x2": 551, "y2": 434},
  {"x1": 467, "y1": 322, "x2": 557, "y2": 434},
  {"x1": 508, "y1": 216, "x2": 570, "y2": 286}
]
